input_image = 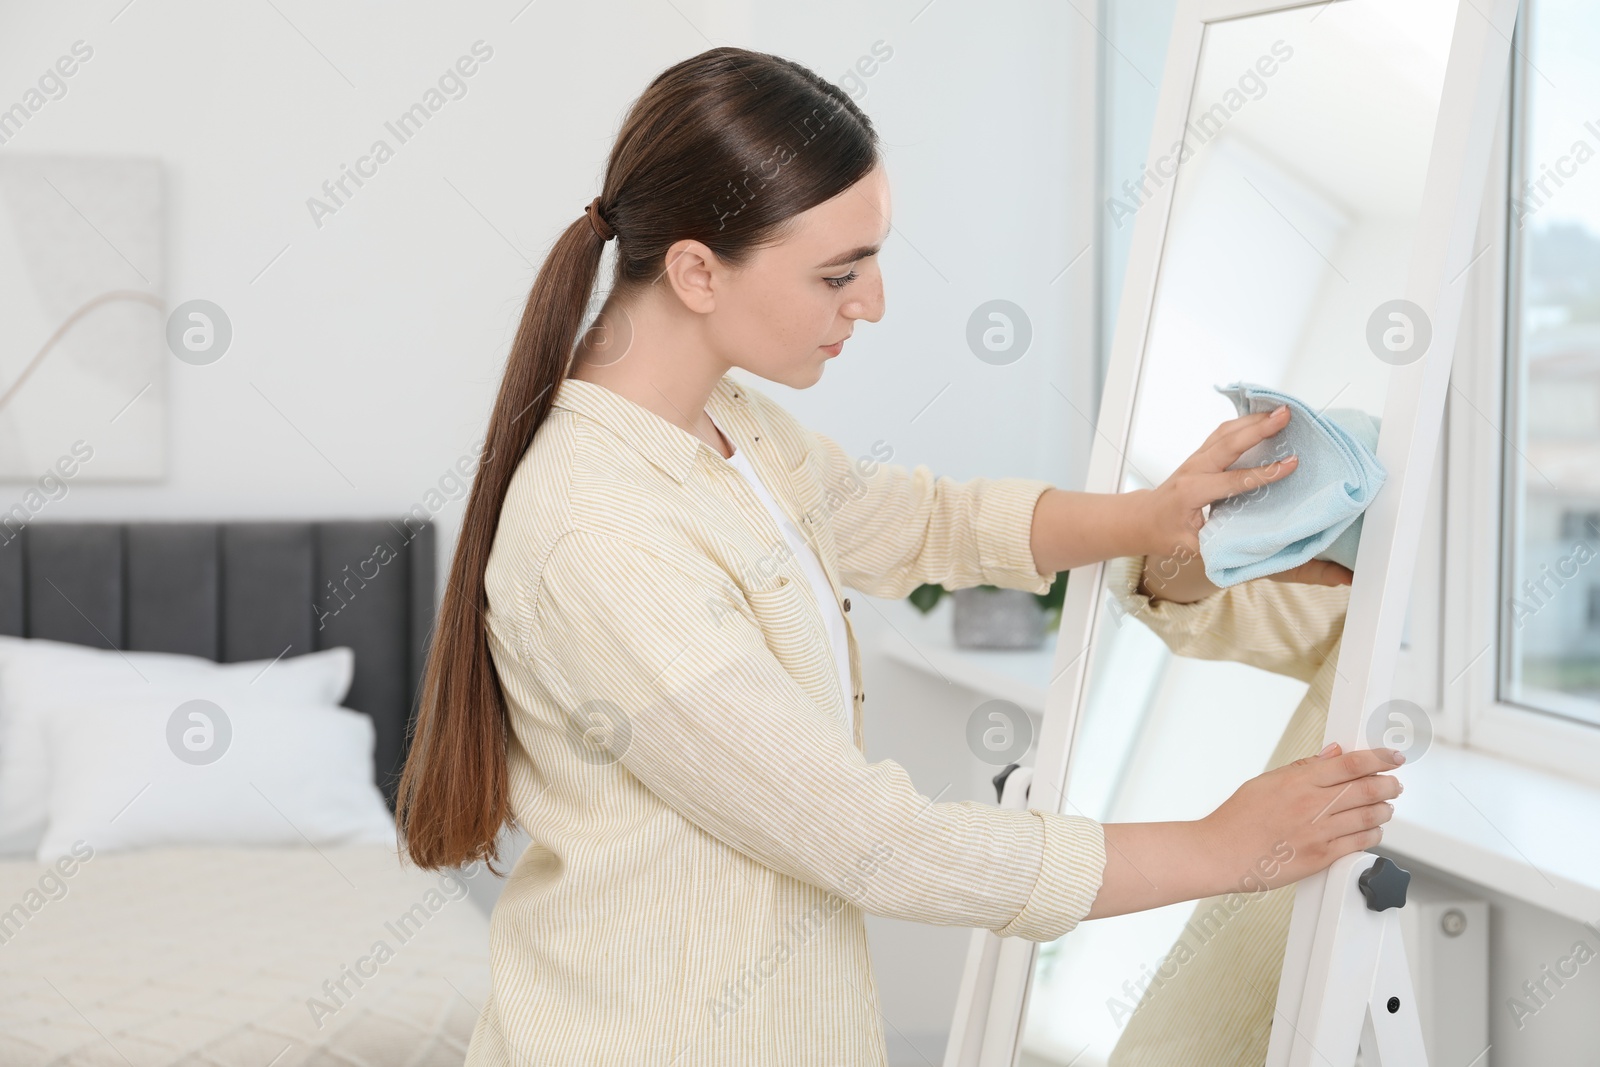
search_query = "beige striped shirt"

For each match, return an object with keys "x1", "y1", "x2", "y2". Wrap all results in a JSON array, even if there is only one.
[
  {"x1": 468, "y1": 371, "x2": 1107, "y2": 1066},
  {"x1": 1102, "y1": 554, "x2": 1348, "y2": 1066}
]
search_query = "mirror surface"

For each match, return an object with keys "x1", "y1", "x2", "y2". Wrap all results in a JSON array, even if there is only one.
[{"x1": 1019, "y1": 2, "x2": 1459, "y2": 1063}]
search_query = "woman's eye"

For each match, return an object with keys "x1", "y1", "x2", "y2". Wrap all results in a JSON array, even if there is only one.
[{"x1": 824, "y1": 269, "x2": 859, "y2": 289}]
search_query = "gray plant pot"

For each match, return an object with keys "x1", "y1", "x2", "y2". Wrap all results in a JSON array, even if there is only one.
[{"x1": 951, "y1": 586, "x2": 1046, "y2": 649}]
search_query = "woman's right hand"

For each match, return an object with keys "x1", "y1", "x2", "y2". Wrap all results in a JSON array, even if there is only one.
[
  {"x1": 1085, "y1": 743, "x2": 1404, "y2": 919},
  {"x1": 1201, "y1": 742, "x2": 1403, "y2": 891}
]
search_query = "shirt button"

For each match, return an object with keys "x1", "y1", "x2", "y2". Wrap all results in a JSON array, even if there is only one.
[{"x1": 842, "y1": 598, "x2": 851, "y2": 612}]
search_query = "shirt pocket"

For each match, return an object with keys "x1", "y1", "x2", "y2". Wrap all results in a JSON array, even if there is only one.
[
  {"x1": 784, "y1": 448, "x2": 834, "y2": 539},
  {"x1": 740, "y1": 573, "x2": 839, "y2": 715}
]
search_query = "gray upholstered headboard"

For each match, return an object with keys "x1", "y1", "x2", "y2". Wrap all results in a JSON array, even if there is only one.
[{"x1": 0, "y1": 520, "x2": 437, "y2": 810}]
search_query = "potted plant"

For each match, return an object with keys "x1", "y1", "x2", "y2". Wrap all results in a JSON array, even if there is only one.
[{"x1": 907, "y1": 571, "x2": 1068, "y2": 650}]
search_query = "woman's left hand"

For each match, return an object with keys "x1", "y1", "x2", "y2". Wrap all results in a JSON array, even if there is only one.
[{"x1": 1133, "y1": 405, "x2": 1299, "y2": 560}]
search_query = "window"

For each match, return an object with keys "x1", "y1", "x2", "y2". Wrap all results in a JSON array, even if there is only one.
[
  {"x1": 1499, "y1": 0, "x2": 1600, "y2": 730},
  {"x1": 1560, "y1": 510, "x2": 1600, "y2": 541}
]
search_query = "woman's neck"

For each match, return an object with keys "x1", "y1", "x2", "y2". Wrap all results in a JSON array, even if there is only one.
[{"x1": 569, "y1": 321, "x2": 732, "y2": 458}]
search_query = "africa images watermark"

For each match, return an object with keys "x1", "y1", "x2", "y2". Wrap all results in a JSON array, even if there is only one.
[
  {"x1": 0, "y1": 439, "x2": 95, "y2": 547},
  {"x1": 306, "y1": 40, "x2": 495, "y2": 230},
  {"x1": 1106, "y1": 840, "x2": 1297, "y2": 1026},
  {"x1": 710, "y1": 101, "x2": 841, "y2": 231},
  {"x1": 704, "y1": 840, "x2": 895, "y2": 1028},
  {"x1": 1104, "y1": 427, "x2": 1296, "y2": 620},
  {"x1": 703, "y1": 437, "x2": 896, "y2": 627},
  {"x1": 1105, "y1": 38, "x2": 1296, "y2": 230},
  {"x1": 0, "y1": 39, "x2": 94, "y2": 146},
  {"x1": 1506, "y1": 916, "x2": 1600, "y2": 1031},
  {"x1": 709, "y1": 39, "x2": 894, "y2": 232},
  {"x1": 1507, "y1": 538, "x2": 1598, "y2": 630},
  {"x1": 0, "y1": 840, "x2": 95, "y2": 947},
  {"x1": 305, "y1": 862, "x2": 485, "y2": 1028},
  {"x1": 313, "y1": 436, "x2": 492, "y2": 630},
  {"x1": 837, "y1": 39, "x2": 894, "y2": 102},
  {"x1": 1511, "y1": 116, "x2": 1600, "y2": 229}
]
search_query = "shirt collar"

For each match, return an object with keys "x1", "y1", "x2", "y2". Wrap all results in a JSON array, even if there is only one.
[{"x1": 549, "y1": 372, "x2": 749, "y2": 485}]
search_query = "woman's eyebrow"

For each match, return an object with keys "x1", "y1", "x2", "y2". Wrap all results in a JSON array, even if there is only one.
[{"x1": 814, "y1": 244, "x2": 881, "y2": 270}]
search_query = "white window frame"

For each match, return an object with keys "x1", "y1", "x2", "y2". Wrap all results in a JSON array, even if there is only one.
[{"x1": 1440, "y1": 4, "x2": 1600, "y2": 786}]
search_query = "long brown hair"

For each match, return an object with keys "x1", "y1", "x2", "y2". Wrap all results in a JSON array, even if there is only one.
[{"x1": 396, "y1": 47, "x2": 881, "y2": 873}]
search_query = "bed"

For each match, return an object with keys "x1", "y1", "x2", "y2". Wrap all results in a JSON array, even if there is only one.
[{"x1": 0, "y1": 520, "x2": 492, "y2": 1067}]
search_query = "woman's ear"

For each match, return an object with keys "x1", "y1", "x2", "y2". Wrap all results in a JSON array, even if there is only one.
[{"x1": 660, "y1": 237, "x2": 721, "y2": 314}]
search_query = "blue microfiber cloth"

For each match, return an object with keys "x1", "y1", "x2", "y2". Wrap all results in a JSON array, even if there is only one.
[{"x1": 1197, "y1": 382, "x2": 1386, "y2": 587}]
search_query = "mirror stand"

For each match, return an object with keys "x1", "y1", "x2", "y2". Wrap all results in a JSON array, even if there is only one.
[
  {"x1": 1273, "y1": 853, "x2": 1427, "y2": 1066},
  {"x1": 944, "y1": 0, "x2": 1523, "y2": 1064}
]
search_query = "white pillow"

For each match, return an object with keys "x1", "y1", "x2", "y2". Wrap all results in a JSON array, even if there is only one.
[
  {"x1": 0, "y1": 635, "x2": 354, "y2": 702},
  {"x1": 0, "y1": 637, "x2": 356, "y2": 857},
  {"x1": 37, "y1": 692, "x2": 395, "y2": 862}
]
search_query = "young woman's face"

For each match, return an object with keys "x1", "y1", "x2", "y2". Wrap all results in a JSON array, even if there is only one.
[{"x1": 702, "y1": 163, "x2": 890, "y2": 388}]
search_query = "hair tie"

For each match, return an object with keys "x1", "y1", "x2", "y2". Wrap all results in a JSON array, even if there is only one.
[{"x1": 584, "y1": 196, "x2": 616, "y2": 241}]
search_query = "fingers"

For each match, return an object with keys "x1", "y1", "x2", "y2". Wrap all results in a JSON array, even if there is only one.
[
  {"x1": 1311, "y1": 772, "x2": 1402, "y2": 821},
  {"x1": 1319, "y1": 795, "x2": 1396, "y2": 835},
  {"x1": 1312, "y1": 746, "x2": 1406, "y2": 786},
  {"x1": 1327, "y1": 824, "x2": 1388, "y2": 858},
  {"x1": 1201, "y1": 454, "x2": 1299, "y2": 503},
  {"x1": 1199, "y1": 405, "x2": 1291, "y2": 470}
]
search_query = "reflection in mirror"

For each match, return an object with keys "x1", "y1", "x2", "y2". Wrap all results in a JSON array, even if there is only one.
[{"x1": 1019, "y1": 3, "x2": 1459, "y2": 1064}]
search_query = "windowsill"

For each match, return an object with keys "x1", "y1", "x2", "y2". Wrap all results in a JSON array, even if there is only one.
[
  {"x1": 1381, "y1": 739, "x2": 1600, "y2": 925},
  {"x1": 872, "y1": 597, "x2": 1600, "y2": 924}
]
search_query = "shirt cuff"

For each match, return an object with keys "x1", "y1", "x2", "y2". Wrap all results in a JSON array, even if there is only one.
[
  {"x1": 975, "y1": 477, "x2": 1057, "y2": 594},
  {"x1": 1105, "y1": 554, "x2": 1221, "y2": 638},
  {"x1": 1105, "y1": 555, "x2": 1152, "y2": 619},
  {"x1": 995, "y1": 810, "x2": 1107, "y2": 942}
]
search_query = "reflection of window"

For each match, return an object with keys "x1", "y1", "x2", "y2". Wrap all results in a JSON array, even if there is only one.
[
  {"x1": 1561, "y1": 510, "x2": 1600, "y2": 542},
  {"x1": 1501, "y1": 0, "x2": 1600, "y2": 728}
]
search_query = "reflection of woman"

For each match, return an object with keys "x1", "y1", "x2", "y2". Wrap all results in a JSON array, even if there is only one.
[
  {"x1": 1105, "y1": 550, "x2": 1359, "y2": 1067},
  {"x1": 388, "y1": 46, "x2": 1403, "y2": 1065}
]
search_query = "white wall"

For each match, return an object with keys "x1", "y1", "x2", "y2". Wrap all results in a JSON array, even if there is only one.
[
  {"x1": 2, "y1": 3, "x2": 1097, "y2": 1064},
  {"x1": 0, "y1": 0, "x2": 1087, "y2": 579}
]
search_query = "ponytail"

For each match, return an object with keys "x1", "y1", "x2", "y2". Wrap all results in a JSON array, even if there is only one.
[
  {"x1": 396, "y1": 209, "x2": 609, "y2": 873},
  {"x1": 396, "y1": 46, "x2": 880, "y2": 873}
]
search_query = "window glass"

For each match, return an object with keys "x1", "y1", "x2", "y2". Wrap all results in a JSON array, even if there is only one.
[{"x1": 1501, "y1": 0, "x2": 1600, "y2": 726}]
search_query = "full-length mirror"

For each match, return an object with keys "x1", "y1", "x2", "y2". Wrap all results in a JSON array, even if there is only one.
[{"x1": 1016, "y1": 2, "x2": 1461, "y2": 1063}]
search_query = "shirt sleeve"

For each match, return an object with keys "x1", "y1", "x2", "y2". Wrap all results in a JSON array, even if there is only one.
[
  {"x1": 522, "y1": 526, "x2": 1106, "y2": 942},
  {"x1": 1104, "y1": 556, "x2": 1349, "y2": 684},
  {"x1": 800, "y1": 425, "x2": 1058, "y2": 600}
]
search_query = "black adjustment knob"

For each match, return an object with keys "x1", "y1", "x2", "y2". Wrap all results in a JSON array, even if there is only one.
[
  {"x1": 1358, "y1": 856, "x2": 1411, "y2": 912},
  {"x1": 992, "y1": 762, "x2": 1022, "y2": 804}
]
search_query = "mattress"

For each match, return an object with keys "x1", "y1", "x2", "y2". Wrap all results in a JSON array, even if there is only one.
[{"x1": 0, "y1": 843, "x2": 492, "y2": 1066}]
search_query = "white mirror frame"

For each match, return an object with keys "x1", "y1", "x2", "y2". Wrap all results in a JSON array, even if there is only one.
[{"x1": 946, "y1": 1, "x2": 1522, "y2": 1064}]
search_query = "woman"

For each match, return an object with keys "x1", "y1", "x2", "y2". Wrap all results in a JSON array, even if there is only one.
[
  {"x1": 1106, "y1": 549, "x2": 1358, "y2": 1066},
  {"x1": 394, "y1": 46, "x2": 1403, "y2": 1065}
]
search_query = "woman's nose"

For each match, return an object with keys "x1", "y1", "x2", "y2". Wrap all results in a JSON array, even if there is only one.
[{"x1": 845, "y1": 277, "x2": 885, "y2": 323}]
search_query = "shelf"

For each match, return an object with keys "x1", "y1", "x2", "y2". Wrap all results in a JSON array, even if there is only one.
[{"x1": 873, "y1": 596, "x2": 1056, "y2": 717}]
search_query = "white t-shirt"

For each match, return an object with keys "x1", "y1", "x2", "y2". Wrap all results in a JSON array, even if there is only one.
[{"x1": 708, "y1": 410, "x2": 855, "y2": 738}]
